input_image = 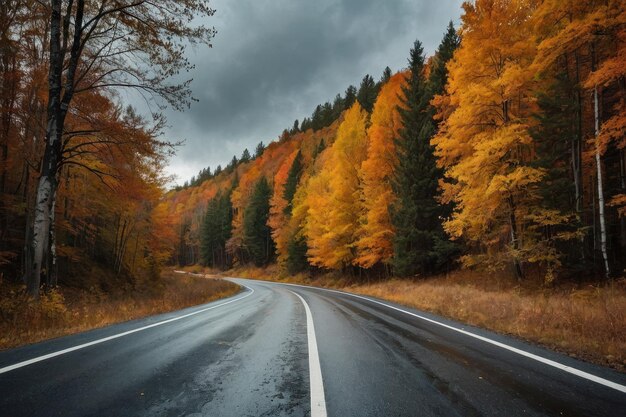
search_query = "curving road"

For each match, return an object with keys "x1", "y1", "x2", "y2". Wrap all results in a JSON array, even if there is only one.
[{"x1": 1, "y1": 277, "x2": 625, "y2": 417}]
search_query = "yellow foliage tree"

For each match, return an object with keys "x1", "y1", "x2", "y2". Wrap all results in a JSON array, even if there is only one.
[
  {"x1": 432, "y1": 0, "x2": 545, "y2": 278},
  {"x1": 303, "y1": 103, "x2": 369, "y2": 269}
]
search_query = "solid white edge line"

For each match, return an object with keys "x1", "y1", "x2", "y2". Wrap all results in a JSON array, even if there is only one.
[
  {"x1": 0, "y1": 284, "x2": 254, "y2": 375},
  {"x1": 274, "y1": 280, "x2": 626, "y2": 394},
  {"x1": 289, "y1": 290, "x2": 328, "y2": 417}
]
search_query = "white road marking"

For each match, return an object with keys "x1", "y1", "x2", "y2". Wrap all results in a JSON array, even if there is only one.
[
  {"x1": 0, "y1": 285, "x2": 254, "y2": 375},
  {"x1": 289, "y1": 290, "x2": 328, "y2": 417},
  {"x1": 275, "y1": 281, "x2": 626, "y2": 394}
]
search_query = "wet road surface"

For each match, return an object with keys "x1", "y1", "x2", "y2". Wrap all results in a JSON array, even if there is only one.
[{"x1": 1, "y1": 277, "x2": 625, "y2": 416}]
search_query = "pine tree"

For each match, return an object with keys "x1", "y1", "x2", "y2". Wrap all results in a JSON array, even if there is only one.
[
  {"x1": 243, "y1": 177, "x2": 274, "y2": 266},
  {"x1": 286, "y1": 234, "x2": 308, "y2": 274},
  {"x1": 200, "y1": 189, "x2": 233, "y2": 269},
  {"x1": 391, "y1": 36, "x2": 457, "y2": 276},
  {"x1": 254, "y1": 141, "x2": 265, "y2": 159},
  {"x1": 240, "y1": 148, "x2": 251, "y2": 163},
  {"x1": 283, "y1": 150, "x2": 303, "y2": 215},
  {"x1": 357, "y1": 74, "x2": 377, "y2": 113},
  {"x1": 344, "y1": 85, "x2": 357, "y2": 108},
  {"x1": 332, "y1": 94, "x2": 344, "y2": 119},
  {"x1": 380, "y1": 66, "x2": 392, "y2": 84}
]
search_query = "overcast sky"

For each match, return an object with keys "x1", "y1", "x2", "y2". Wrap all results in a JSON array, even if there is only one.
[{"x1": 156, "y1": 0, "x2": 465, "y2": 185}]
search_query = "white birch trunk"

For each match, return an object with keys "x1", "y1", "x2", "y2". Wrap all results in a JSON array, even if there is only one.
[{"x1": 594, "y1": 86, "x2": 611, "y2": 279}]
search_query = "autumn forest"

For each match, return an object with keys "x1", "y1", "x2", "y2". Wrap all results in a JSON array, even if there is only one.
[
  {"x1": 0, "y1": 0, "x2": 625, "y2": 321},
  {"x1": 168, "y1": 0, "x2": 626, "y2": 285}
]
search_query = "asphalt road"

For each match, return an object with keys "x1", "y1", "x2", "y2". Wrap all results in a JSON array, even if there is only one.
[{"x1": 1, "y1": 277, "x2": 625, "y2": 417}]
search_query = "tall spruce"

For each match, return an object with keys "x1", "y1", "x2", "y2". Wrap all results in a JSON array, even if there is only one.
[
  {"x1": 200, "y1": 188, "x2": 234, "y2": 269},
  {"x1": 392, "y1": 30, "x2": 458, "y2": 276},
  {"x1": 357, "y1": 74, "x2": 377, "y2": 113},
  {"x1": 243, "y1": 177, "x2": 274, "y2": 266},
  {"x1": 283, "y1": 151, "x2": 303, "y2": 215}
]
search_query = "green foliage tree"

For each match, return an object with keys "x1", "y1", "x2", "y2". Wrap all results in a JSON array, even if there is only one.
[
  {"x1": 254, "y1": 141, "x2": 265, "y2": 159},
  {"x1": 380, "y1": 66, "x2": 392, "y2": 84},
  {"x1": 200, "y1": 190, "x2": 233, "y2": 269},
  {"x1": 357, "y1": 74, "x2": 377, "y2": 113},
  {"x1": 240, "y1": 148, "x2": 251, "y2": 163},
  {"x1": 283, "y1": 151, "x2": 303, "y2": 215},
  {"x1": 392, "y1": 34, "x2": 458, "y2": 276},
  {"x1": 243, "y1": 177, "x2": 274, "y2": 266},
  {"x1": 344, "y1": 85, "x2": 357, "y2": 108},
  {"x1": 286, "y1": 234, "x2": 309, "y2": 274}
]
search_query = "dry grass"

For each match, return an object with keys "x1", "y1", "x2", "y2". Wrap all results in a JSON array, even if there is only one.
[
  {"x1": 0, "y1": 270, "x2": 239, "y2": 350},
  {"x1": 225, "y1": 266, "x2": 626, "y2": 371}
]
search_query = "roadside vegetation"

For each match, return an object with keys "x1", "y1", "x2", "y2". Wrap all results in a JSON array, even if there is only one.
[{"x1": 0, "y1": 270, "x2": 238, "y2": 350}]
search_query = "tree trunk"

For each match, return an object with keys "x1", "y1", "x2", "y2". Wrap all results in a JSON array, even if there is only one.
[
  {"x1": 508, "y1": 195, "x2": 523, "y2": 281},
  {"x1": 593, "y1": 85, "x2": 610, "y2": 279},
  {"x1": 48, "y1": 191, "x2": 58, "y2": 288},
  {"x1": 26, "y1": 0, "x2": 63, "y2": 298}
]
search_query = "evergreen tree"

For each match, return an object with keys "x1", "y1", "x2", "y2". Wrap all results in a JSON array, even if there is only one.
[
  {"x1": 291, "y1": 119, "x2": 300, "y2": 134},
  {"x1": 286, "y1": 234, "x2": 309, "y2": 274},
  {"x1": 226, "y1": 155, "x2": 238, "y2": 173},
  {"x1": 357, "y1": 74, "x2": 377, "y2": 113},
  {"x1": 200, "y1": 190, "x2": 233, "y2": 268},
  {"x1": 311, "y1": 104, "x2": 323, "y2": 131},
  {"x1": 300, "y1": 117, "x2": 312, "y2": 131},
  {"x1": 332, "y1": 94, "x2": 344, "y2": 119},
  {"x1": 381, "y1": 66, "x2": 392, "y2": 84},
  {"x1": 283, "y1": 151, "x2": 303, "y2": 215},
  {"x1": 429, "y1": 22, "x2": 459, "y2": 94},
  {"x1": 240, "y1": 148, "x2": 251, "y2": 163},
  {"x1": 243, "y1": 177, "x2": 274, "y2": 266},
  {"x1": 391, "y1": 36, "x2": 458, "y2": 276},
  {"x1": 214, "y1": 165, "x2": 222, "y2": 176},
  {"x1": 321, "y1": 102, "x2": 334, "y2": 127},
  {"x1": 313, "y1": 138, "x2": 326, "y2": 159},
  {"x1": 344, "y1": 85, "x2": 357, "y2": 108},
  {"x1": 254, "y1": 141, "x2": 265, "y2": 159}
]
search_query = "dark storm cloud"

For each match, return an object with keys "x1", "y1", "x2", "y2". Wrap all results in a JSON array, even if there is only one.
[{"x1": 162, "y1": 0, "x2": 464, "y2": 183}]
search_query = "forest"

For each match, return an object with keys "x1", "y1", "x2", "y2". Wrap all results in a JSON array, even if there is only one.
[
  {"x1": 0, "y1": 0, "x2": 625, "y2": 307},
  {"x1": 165, "y1": 0, "x2": 626, "y2": 284},
  {"x1": 0, "y1": 0, "x2": 215, "y2": 299}
]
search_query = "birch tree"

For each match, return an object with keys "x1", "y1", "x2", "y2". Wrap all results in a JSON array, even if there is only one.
[{"x1": 26, "y1": 0, "x2": 216, "y2": 297}]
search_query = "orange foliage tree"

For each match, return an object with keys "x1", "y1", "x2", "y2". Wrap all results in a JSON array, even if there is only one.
[{"x1": 355, "y1": 72, "x2": 407, "y2": 268}]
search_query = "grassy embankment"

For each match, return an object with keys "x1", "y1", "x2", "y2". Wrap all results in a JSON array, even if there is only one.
[
  {"x1": 227, "y1": 264, "x2": 626, "y2": 372},
  {"x1": 0, "y1": 269, "x2": 239, "y2": 350}
]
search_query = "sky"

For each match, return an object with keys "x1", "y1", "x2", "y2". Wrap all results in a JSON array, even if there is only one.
[{"x1": 156, "y1": 0, "x2": 465, "y2": 185}]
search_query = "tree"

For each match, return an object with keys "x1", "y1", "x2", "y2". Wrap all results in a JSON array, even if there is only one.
[
  {"x1": 241, "y1": 148, "x2": 251, "y2": 163},
  {"x1": 201, "y1": 190, "x2": 233, "y2": 269},
  {"x1": 356, "y1": 72, "x2": 406, "y2": 269},
  {"x1": 357, "y1": 74, "x2": 377, "y2": 113},
  {"x1": 392, "y1": 38, "x2": 456, "y2": 277},
  {"x1": 268, "y1": 150, "x2": 298, "y2": 267},
  {"x1": 432, "y1": 0, "x2": 547, "y2": 279},
  {"x1": 344, "y1": 85, "x2": 357, "y2": 108},
  {"x1": 254, "y1": 141, "x2": 265, "y2": 159},
  {"x1": 304, "y1": 102, "x2": 369, "y2": 269},
  {"x1": 226, "y1": 155, "x2": 238, "y2": 173},
  {"x1": 380, "y1": 66, "x2": 392, "y2": 85},
  {"x1": 26, "y1": 0, "x2": 216, "y2": 297},
  {"x1": 283, "y1": 150, "x2": 303, "y2": 215},
  {"x1": 243, "y1": 177, "x2": 274, "y2": 266}
]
